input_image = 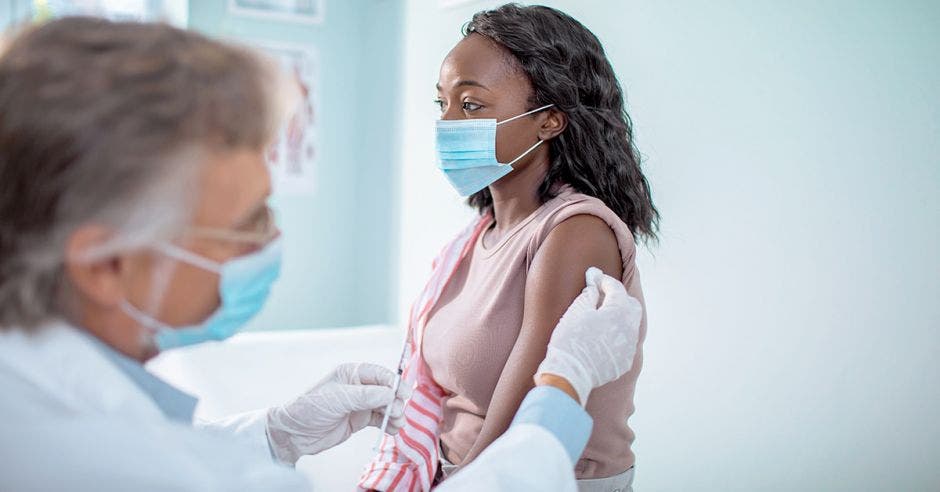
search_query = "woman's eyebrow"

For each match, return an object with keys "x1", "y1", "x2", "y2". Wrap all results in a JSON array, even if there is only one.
[{"x1": 436, "y1": 80, "x2": 490, "y2": 91}]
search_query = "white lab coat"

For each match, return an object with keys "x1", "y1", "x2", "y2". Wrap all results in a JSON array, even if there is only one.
[{"x1": 0, "y1": 322, "x2": 577, "y2": 491}]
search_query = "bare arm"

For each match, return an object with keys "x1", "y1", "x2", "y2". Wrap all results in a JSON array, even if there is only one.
[{"x1": 458, "y1": 214, "x2": 623, "y2": 466}]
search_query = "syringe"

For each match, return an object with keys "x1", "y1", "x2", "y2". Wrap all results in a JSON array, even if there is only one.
[{"x1": 374, "y1": 335, "x2": 410, "y2": 451}]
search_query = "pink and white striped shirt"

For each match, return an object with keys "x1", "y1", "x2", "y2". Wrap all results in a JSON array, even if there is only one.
[{"x1": 358, "y1": 215, "x2": 492, "y2": 492}]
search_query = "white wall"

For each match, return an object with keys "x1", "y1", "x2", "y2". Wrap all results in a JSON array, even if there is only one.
[{"x1": 396, "y1": 1, "x2": 940, "y2": 490}]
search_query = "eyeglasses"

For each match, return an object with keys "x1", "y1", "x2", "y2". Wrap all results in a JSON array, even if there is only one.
[{"x1": 186, "y1": 206, "x2": 279, "y2": 246}]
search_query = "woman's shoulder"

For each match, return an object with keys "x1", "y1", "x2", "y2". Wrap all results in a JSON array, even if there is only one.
[
  {"x1": 522, "y1": 197, "x2": 624, "y2": 316},
  {"x1": 528, "y1": 186, "x2": 637, "y2": 259}
]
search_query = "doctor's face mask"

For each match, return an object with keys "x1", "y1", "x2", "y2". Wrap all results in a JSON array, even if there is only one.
[{"x1": 121, "y1": 208, "x2": 283, "y2": 351}]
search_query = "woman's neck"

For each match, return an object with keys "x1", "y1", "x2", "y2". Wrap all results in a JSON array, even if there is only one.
[{"x1": 488, "y1": 154, "x2": 550, "y2": 238}]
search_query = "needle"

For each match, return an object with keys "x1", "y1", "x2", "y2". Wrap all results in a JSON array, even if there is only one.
[{"x1": 374, "y1": 335, "x2": 410, "y2": 451}]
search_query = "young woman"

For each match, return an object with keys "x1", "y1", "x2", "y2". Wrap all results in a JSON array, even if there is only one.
[{"x1": 361, "y1": 5, "x2": 657, "y2": 491}]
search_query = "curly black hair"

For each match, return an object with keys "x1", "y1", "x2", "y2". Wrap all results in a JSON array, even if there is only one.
[{"x1": 463, "y1": 3, "x2": 660, "y2": 243}]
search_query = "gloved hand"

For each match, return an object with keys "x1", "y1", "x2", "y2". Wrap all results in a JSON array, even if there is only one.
[
  {"x1": 265, "y1": 362, "x2": 412, "y2": 464},
  {"x1": 535, "y1": 267, "x2": 643, "y2": 406}
]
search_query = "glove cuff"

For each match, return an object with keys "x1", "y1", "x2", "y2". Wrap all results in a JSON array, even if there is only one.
[
  {"x1": 535, "y1": 347, "x2": 593, "y2": 407},
  {"x1": 266, "y1": 407, "x2": 302, "y2": 465}
]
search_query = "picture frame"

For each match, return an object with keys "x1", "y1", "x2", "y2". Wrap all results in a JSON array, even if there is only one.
[
  {"x1": 438, "y1": 0, "x2": 481, "y2": 9},
  {"x1": 250, "y1": 40, "x2": 319, "y2": 195},
  {"x1": 228, "y1": 0, "x2": 324, "y2": 25},
  {"x1": 31, "y1": 0, "x2": 187, "y2": 26}
]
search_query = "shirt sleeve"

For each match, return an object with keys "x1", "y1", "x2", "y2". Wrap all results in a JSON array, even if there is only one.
[
  {"x1": 509, "y1": 385, "x2": 594, "y2": 463},
  {"x1": 435, "y1": 386, "x2": 592, "y2": 491},
  {"x1": 0, "y1": 416, "x2": 308, "y2": 492},
  {"x1": 195, "y1": 409, "x2": 279, "y2": 465}
]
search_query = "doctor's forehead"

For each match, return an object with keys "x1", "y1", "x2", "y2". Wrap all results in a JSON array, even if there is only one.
[
  {"x1": 437, "y1": 33, "x2": 523, "y2": 92},
  {"x1": 192, "y1": 148, "x2": 271, "y2": 229}
]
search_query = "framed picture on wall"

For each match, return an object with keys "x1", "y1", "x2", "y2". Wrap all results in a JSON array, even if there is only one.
[
  {"x1": 438, "y1": 0, "x2": 481, "y2": 9},
  {"x1": 228, "y1": 0, "x2": 323, "y2": 24},
  {"x1": 31, "y1": 0, "x2": 187, "y2": 26},
  {"x1": 251, "y1": 41, "x2": 319, "y2": 195}
]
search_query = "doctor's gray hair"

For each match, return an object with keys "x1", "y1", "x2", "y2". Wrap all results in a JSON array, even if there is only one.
[{"x1": 0, "y1": 18, "x2": 296, "y2": 329}]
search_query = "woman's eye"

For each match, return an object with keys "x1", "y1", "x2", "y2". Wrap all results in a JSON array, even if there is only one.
[
  {"x1": 433, "y1": 99, "x2": 445, "y2": 112},
  {"x1": 462, "y1": 101, "x2": 482, "y2": 112}
]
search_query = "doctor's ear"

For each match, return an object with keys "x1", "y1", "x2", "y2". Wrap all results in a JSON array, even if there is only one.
[
  {"x1": 537, "y1": 108, "x2": 567, "y2": 142},
  {"x1": 63, "y1": 226, "x2": 132, "y2": 308}
]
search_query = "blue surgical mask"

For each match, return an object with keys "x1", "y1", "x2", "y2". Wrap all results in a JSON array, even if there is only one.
[
  {"x1": 435, "y1": 104, "x2": 554, "y2": 196},
  {"x1": 121, "y1": 237, "x2": 283, "y2": 351}
]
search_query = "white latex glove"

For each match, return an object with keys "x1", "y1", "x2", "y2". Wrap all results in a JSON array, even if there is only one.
[
  {"x1": 535, "y1": 267, "x2": 644, "y2": 406},
  {"x1": 265, "y1": 362, "x2": 412, "y2": 464}
]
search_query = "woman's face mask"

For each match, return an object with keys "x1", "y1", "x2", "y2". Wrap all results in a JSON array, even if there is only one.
[{"x1": 435, "y1": 104, "x2": 554, "y2": 196}]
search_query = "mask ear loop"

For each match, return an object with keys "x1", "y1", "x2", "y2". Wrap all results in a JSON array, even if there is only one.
[
  {"x1": 123, "y1": 252, "x2": 181, "y2": 344},
  {"x1": 495, "y1": 104, "x2": 554, "y2": 167},
  {"x1": 503, "y1": 139, "x2": 545, "y2": 167},
  {"x1": 122, "y1": 244, "x2": 219, "y2": 342},
  {"x1": 155, "y1": 243, "x2": 222, "y2": 274},
  {"x1": 496, "y1": 104, "x2": 555, "y2": 126},
  {"x1": 496, "y1": 104, "x2": 554, "y2": 166},
  {"x1": 144, "y1": 255, "x2": 177, "y2": 317}
]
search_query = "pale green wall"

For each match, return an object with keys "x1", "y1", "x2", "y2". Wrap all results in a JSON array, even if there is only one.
[
  {"x1": 0, "y1": 0, "x2": 405, "y2": 330},
  {"x1": 1, "y1": 0, "x2": 31, "y2": 25},
  {"x1": 188, "y1": 0, "x2": 404, "y2": 331}
]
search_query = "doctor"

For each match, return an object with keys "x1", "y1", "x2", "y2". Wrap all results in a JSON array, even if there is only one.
[{"x1": 0, "y1": 18, "x2": 643, "y2": 491}]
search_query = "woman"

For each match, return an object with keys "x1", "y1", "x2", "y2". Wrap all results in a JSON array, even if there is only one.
[{"x1": 361, "y1": 5, "x2": 657, "y2": 491}]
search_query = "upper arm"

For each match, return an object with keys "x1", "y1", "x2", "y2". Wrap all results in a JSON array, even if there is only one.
[
  {"x1": 508, "y1": 214, "x2": 623, "y2": 382},
  {"x1": 511, "y1": 214, "x2": 623, "y2": 374},
  {"x1": 523, "y1": 214, "x2": 623, "y2": 342},
  {"x1": 462, "y1": 214, "x2": 622, "y2": 462}
]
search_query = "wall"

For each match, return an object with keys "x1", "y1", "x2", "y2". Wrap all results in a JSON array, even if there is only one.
[
  {"x1": 0, "y1": 0, "x2": 405, "y2": 330},
  {"x1": 0, "y1": 0, "x2": 187, "y2": 25},
  {"x1": 3, "y1": 0, "x2": 938, "y2": 487},
  {"x1": 189, "y1": 0, "x2": 404, "y2": 331},
  {"x1": 0, "y1": 0, "x2": 31, "y2": 26},
  {"x1": 396, "y1": 0, "x2": 940, "y2": 490}
]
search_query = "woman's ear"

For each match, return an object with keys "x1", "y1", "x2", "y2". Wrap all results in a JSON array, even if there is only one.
[{"x1": 538, "y1": 109, "x2": 567, "y2": 141}]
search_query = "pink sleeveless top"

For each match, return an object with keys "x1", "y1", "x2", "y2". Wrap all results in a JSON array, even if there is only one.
[{"x1": 421, "y1": 187, "x2": 647, "y2": 479}]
